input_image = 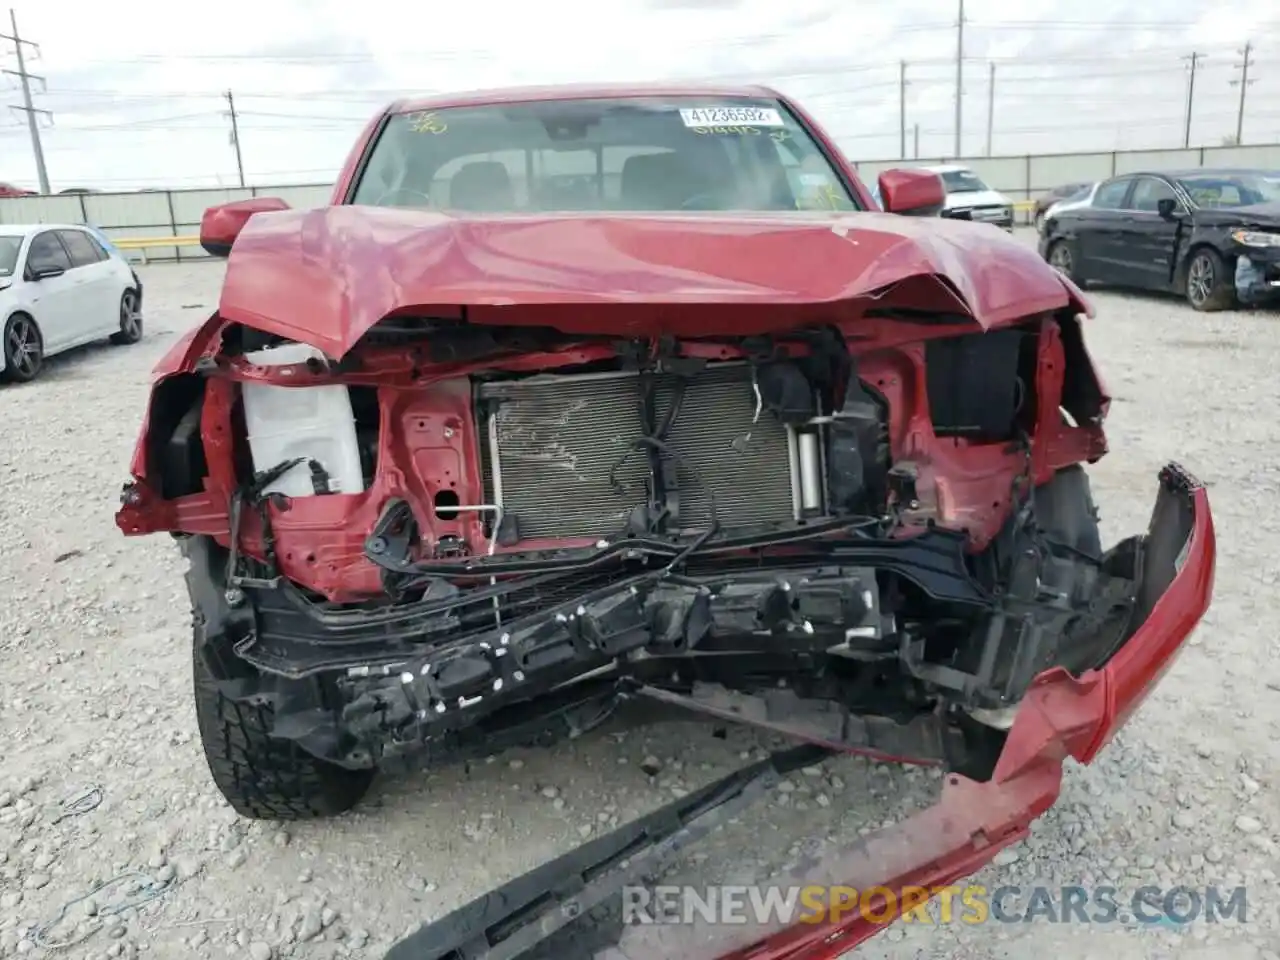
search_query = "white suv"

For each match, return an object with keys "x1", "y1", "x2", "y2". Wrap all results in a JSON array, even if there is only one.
[{"x1": 921, "y1": 164, "x2": 1014, "y2": 230}]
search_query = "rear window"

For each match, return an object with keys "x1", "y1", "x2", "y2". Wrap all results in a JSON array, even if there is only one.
[{"x1": 350, "y1": 96, "x2": 859, "y2": 214}]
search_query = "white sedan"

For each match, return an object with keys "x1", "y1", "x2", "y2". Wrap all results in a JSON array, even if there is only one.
[{"x1": 0, "y1": 223, "x2": 143, "y2": 383}]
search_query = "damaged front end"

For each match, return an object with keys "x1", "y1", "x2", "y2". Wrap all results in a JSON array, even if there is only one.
[
  {"x1": 118, "y1": 265, "x2": 1201, "y2": 780},
  {"x1": 385, "y1": 463, "x2": 1212, "y2": 960},
  {"x1": 115, "y1": 211, "x2": 1216, "y2": 959},
  {"x1": 1234, "y1": 247, "x2": 1280, "y2": 306},
  {"x1": 117, "y1": 214, "x2": 1216, "y2": 952}
]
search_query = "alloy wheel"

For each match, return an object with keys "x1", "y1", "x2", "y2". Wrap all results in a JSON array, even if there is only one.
[
  {"x1": 1187, "y1": 255, "x2": 1214, "y2": 307},
  {"x1": 121, "y1": 292, "x2": 141, "y2": 339},
  {"x1": 6, "y1": 316, "x2": 41, "y2": 379}
]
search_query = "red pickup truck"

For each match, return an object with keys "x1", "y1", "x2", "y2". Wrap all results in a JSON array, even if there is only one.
[{"x1": 117, "y1": 81, "x2": 1214, "y2": 959}]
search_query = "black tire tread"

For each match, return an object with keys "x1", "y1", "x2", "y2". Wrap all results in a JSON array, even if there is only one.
[
  {"x1": 1, "y1": 312, "x2": 42, "y2": 383},
  {"x1": 1047, "y1": 238, "x2": 1082, "y2": 285},
  {"x1": 109, "y1": 288, "x2": 143, "y2": 345},
  {"x1": 192, "y1": 632, "x2": 373, "y2": 820},
  {"x1": 1184, "y1": 246, "x2": 1235, "y2": 312}
]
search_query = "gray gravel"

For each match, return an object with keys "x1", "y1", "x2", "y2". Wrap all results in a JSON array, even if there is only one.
[{"x1": 1, "y1": 235, "x2": 1278, "y2": 959}]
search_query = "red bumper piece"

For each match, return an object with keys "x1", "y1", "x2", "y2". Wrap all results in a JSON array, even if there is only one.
[{"x1": 615, "y1": 464, "x2": 1214, "y2": 960}]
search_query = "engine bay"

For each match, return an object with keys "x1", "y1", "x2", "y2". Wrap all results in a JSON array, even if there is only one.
[
  {"x1": 141, "y1": 313, "x2": 1103, "y2": 586},
  {"x1": 120, "y1": 308, "x2": 1143, "y2": 778}
]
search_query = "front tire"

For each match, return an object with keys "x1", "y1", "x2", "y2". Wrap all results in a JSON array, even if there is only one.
[
  {"x1": 1184, "y1": 247, "x2": 1235, "y2": 312},
  {"x1": 109, "y1": 288, "x2": 143, "y2": 345},
  {"x1": 2, "y1": 313, "x2": 44, "y2": 383},
  {"x1": 1047, "y1": 239, "x2": 1082, "y2": 284},
  {"x1": 193, "y1": 627, "x2": 374, "y2": 820}
]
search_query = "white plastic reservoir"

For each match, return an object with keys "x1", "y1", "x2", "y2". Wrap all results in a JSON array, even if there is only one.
[{"x1": 241, "y1": 342, "x2": 367, "y2": 499}]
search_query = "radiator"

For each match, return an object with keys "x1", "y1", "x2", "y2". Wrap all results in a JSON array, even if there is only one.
[{"x1": 477, "y1": 364, "x2": 802, "y2": 540}]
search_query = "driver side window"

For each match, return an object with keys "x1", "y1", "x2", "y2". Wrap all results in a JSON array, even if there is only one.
[
  {"x1": 25, "y1": 231, "x2": 72, "y2": 278},
  {"x1": 1129, "y1": 177, "x2": 1177, "y2": 213}
]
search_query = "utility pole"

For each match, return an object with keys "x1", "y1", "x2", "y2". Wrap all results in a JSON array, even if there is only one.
[
  {"x1": 953, "y1": 0, "x2": 965, "y2": 157},
  {"x1": 224, "y1": 90, "x2": 245, "y2": 187},
  {"x1": 898, "y1": 60, "x2": 908, "y2": 160},
  {"x1": 913, "y1": 123, "x2": 920, "y2": 159},
  {"x1": 1229, "y1": 42, "x2": 1255, "y2": 145},
  {"x1": 1, "y1": 9, "x2": 51, "y2": 195},
  {"x1": 985, "y1": 62, "x2": 995, "y2": 156},
  {"x1": 1181, "y1": 51, "x2": 1204, "y2": 148}
]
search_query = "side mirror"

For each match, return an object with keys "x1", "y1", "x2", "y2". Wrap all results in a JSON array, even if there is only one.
[
  {"x1": 30, "y1": 265, "x2": 65, "y2": 280},
  {"x1": 877, "y1": 168, "x2": 946, "y2": 217},
  {"x1": 200, "y1": 196, "x2": 291, "y2": 258},
  {"x1": 1157, "y1": 197, "x2": 1180, "y2": 221}
]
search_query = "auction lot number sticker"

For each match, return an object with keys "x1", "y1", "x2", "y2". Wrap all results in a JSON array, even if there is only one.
[{"x1": 680, "y1": 107, "x2": 785, "y2": 128}]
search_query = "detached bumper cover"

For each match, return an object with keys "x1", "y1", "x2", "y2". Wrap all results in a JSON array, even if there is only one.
[
  {"x1": 632, "y1": 463, "x2": 1214, "y2": 960},
  {"x1": 386, "y1": 463, "x2": 1214, "y2": 960}
]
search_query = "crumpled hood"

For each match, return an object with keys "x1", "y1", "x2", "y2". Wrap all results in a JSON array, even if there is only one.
[
  {"x1": 216, "y1": 205, "x2": 1087, "y2": 359},
  {"x1": 1193, "y1": 200, "x2": 1280, "y2": 229}
]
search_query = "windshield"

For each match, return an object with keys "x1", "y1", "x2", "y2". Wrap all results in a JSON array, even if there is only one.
[
  {"x1": 939, "y1": 169, "x2": 989, "y2": 194},
  {"x1": 1177, "y1": 171, "x2": 1280, "y2": 209},
  {"x1": 0, "y1": 236, "x2": 20, "y2": 278},
  {"x1": 351, "y1": 97, "x2": 859, "y2": 214}
]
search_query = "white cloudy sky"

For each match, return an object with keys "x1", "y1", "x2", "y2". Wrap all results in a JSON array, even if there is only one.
[{"x1": 1, "y1": 0, "x2": 1277, "y2": 191}]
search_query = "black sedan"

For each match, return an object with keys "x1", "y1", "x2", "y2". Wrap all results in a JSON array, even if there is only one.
[
  {"x1": 1038, "y1": 168, "x2": 1280, "y2": 311},
  {"x1": 1033, "y1": 181, "x2": 1093, "y2": 232}
]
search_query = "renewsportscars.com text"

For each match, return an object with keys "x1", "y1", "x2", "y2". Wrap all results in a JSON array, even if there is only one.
[{"x1": 622, "y1": 884, "x2": 1247, "y2": 927}]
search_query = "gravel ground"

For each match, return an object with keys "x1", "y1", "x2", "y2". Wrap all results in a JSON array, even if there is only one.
[{"x1": 1, "y1": 234, "x2": 1278, "y2": 960}]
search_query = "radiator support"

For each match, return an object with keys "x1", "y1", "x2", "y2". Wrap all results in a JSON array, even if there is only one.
[{"x1": 476, "y1": 364, "x2": 826, "y2": 542}]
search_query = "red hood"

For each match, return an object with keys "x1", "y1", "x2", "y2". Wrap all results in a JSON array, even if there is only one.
[{"x1": 217, "y1": 206, "x2": 1090, "y2": 359}]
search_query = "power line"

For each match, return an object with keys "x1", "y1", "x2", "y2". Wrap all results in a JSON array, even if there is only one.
[
  {"x1": 1230, "y1": 41, "x2": 1256, "y2": 144},
  {"x1": 968, "y1": 19, "x2": 1208, "y2": 30},
  {"x1": 38, "y1": 20, "x2": 1235, "y2": 67},
  {"x1": 8, "y1": 94, "x2": 1279, "y2": 143},
  {"x1": 898, "y1": 60, "x2": 908, "y2": 159},
  {"x1": 836, "y1": 106, "x2": 1280, "y2": 142},
  {"x1": 29, "y1": 46, "x2": 1258, "y2": 105},
  {"x1": 1181, "y1": 51, "x2": 1205, "y2": 148},
  {"x1": 954, "y1": 0, "x2": 965, "y2": 157},
  {"x1": 0, "y1": 7, "x2": 51, "y2": 194},
  {"x1": 19, "y1": 45, "x2": 1271, "y2": 108},
  {"x1": 985, "y1": 62, "x2": 996, "y2": 156},
  {"x1": 224, "y1": 90, "x2": 245, "y2": 187},
  {"x1": 49, "y1": 24, "x2": 964, "y2": 67}
]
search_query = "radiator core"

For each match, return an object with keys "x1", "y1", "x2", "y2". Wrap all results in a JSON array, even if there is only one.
[{"x1": 476, "y1": 364, "x2": 801, "y2": 541}]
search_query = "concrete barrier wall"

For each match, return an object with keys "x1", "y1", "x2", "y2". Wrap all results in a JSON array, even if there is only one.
[
  {"x1": 3, "y1": 141, "x2": 1278, "y2": 262},
  {"x1": 0, "y1": 183, "x2": 331, "y2": 262}
]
